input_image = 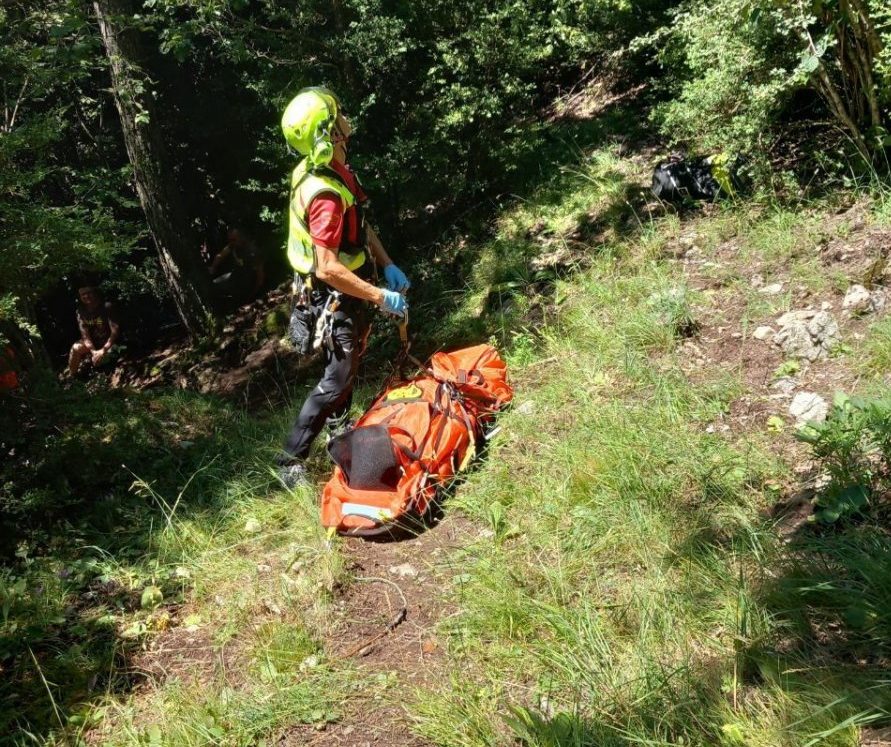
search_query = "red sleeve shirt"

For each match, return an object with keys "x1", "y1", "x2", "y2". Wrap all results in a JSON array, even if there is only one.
[{"x1": 307, "y1": 161, "x2": 368, "y2": 251}]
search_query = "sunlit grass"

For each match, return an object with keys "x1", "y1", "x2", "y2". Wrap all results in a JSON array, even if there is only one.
[{"x1": 405, "y1": 149, "x2": 891, "y2": 746}]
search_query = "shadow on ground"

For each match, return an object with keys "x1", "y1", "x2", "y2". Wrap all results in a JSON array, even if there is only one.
[
  {"x1": 0, "y1": 381, "x2": 281, "y2": 742},
  {"x1": 743, "y1": 511, "x2": 891, "y2": 736}
]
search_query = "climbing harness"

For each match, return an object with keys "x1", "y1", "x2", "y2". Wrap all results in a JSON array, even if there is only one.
[{"x1": 313, "y1": 291, "x2": 342, "y2": 352}]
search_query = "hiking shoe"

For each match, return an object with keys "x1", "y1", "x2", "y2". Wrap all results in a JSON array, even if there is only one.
[{"x1": 277, "y1": 462, "x2": 310, "y2": 489}]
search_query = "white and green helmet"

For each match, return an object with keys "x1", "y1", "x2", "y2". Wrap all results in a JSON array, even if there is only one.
[{"x1": 280, "y1": 87, "x2": 340, "y2": 168}]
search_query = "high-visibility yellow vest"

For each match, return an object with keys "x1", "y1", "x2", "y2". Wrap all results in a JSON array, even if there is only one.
[{"x1": 287, "y1": 160, "x2": 366, "y2": 275}]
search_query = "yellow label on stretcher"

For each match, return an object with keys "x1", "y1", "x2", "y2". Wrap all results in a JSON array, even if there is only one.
[{"x1": 385, "y1": 384, "x2": 423, "y2": 402}]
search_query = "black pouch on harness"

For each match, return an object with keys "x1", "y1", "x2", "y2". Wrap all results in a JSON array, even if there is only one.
[
  {"x1": 289, "y1": 303, "x2": 317, "y2": 356},
  {"x1": 327, "y1": 424, "x2": 402, "y2": 491}
]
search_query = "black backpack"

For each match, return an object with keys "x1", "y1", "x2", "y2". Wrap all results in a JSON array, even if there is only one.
[{"x1": 652, "y1": 154, "x2": 741, "y2": 203}]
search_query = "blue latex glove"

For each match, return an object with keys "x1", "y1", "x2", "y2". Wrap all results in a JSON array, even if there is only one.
[
  {"x1": 380, "y1": 289, "x2": 408, "y2": 316},
  {"x1": 383, "y1": 264, "x2": 411, "y2": 292}
]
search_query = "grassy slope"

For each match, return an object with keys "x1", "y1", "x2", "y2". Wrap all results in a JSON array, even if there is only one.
[
  {"x1": 406, "y1": 153, "x2": 891, "y2": 746},
  {"x1": 6, "y1": 116, "x2": 891, "y2": 745}
]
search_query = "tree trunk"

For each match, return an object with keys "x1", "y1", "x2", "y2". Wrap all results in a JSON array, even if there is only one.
[{"x1": 94, "y1": 0, "x2": 213, "y2": 337}]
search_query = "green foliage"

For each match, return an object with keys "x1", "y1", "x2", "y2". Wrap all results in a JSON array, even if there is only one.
[
  {"x1": 796, "y1": 392, "x2": 891, "y2": 523},
  {"x1": 646, "y1": 0, "x2": 891, "y2": 166},
  {"x1": 0, "y1": 2, "x2": 142, "y2": 331},
  {"x1": 647, "y1": 0, "x2": 802, "y2": 155},
  {"x1": 646, "y1": 283, "x2": 698, "y2": 340}
]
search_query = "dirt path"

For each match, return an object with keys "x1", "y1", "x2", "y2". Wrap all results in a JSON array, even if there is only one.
[{"x1": 283, "y1": 514, "x2": 478, "y2": 746}]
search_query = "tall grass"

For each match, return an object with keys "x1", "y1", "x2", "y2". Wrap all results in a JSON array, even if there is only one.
[{"x1": 407, "y1": 150, "x2": 891, "y2": 746}]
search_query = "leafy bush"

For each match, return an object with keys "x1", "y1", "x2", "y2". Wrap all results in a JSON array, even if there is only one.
[
  {"x1": 796, "y1": 392, "x2": 891, "y2": 523},
  {"x1": 646, "y1": 0, "x2": 891, "y2": 165},
  {"x1": 647, "y1": 0, "x2": 801, "y2": 155}
]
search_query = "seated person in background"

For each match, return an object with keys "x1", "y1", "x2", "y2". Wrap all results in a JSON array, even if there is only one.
[
  {"x1": 208, "y1": 227, "x2": 266, "y2": 306},
  {"x1": 68, "y1": 286, "x2": 122, "y2": 377}
]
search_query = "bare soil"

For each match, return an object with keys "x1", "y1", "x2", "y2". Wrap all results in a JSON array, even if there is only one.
[
  {"x1": 280, "y1": 515, "x2": 480, "y2": 747},
  {"x1": 671, "y1": 200, "x2": 891, "y2": 533},
  {"x1": 109, "y1": 285, "x2": 309, "y2": 405}
]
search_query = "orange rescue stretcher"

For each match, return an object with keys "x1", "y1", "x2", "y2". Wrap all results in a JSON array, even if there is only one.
[{"x1": 321, "y1": 343, "x2": 513, "y2": 535}]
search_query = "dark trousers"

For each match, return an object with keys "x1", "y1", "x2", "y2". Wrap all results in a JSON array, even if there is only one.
[{"x1": 280, "y1": 296, "x2": 370, "y2": 462}]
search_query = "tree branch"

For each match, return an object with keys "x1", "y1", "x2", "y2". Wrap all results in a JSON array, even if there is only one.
[
  {"x1": 3, "y1": 76, "x2": 30, "y2": 134},
  {"x1": 796, "y1": 1, "x2": 870, "y2": 157},
  {"x1": 847, "y1": 0, "x2": 883, "y2": 59},
  {"x1": 842, "y1": 0, "x2": 882, "y2": 129}
]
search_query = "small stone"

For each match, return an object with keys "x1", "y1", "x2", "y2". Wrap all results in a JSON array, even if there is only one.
[
  {"x1": 389, "y1": 563, "x2": 419, "y2": 579},
  {"x1": 843, "y1": 284, "x2": 873, "y2": 315},
  {"x1": 750, "y1": 273, "x2": 764, "y2": 288},
  {"x1": 776, "y1": 309, "x2": 816, "y2": 327},
  {"x1": 516, "y1": 400, "x2": 537, "y2": 416},
  {"x1": 843, "y1": 284, "x2": 886, "y2": 316},
  {"x1": 821, "y1": 301, "x2": 832, "y2": 311},
  {"x1": 539, "y1": 694, "x2": 556, "y2": 718},
  {"x1": 789, "y1": 392, "x2": 829, "y2": 425},
  {"x1": 244, "y1": 518, "x2": 262, "y2": 534},
  {"x1": 771, "y1": 377, "x2": 796, "y2": 395},
  {"x1": 300, "y1": 654, "x2": 320, "y2": 671},
  {"x1": 256, "y1": 564, "x2": 272, "y2": 574},
  {"x1": 759, "y1": 282, "x2": 784, "y2": 295},
  {"x1": 753, "y1": 326, "x2": 775, "y2": 341}
]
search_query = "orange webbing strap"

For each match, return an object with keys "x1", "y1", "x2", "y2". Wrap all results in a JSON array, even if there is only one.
[{"x1": 380, "y1": 308, "x2": 426, "y2": 388}]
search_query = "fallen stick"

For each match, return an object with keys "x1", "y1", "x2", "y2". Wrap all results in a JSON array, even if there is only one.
[
  {"x1": 339, "y1": 576, "x2": 408, "y2": 659},
  {"x1": 340, "y1": 607, "x2": 408, "y2": 659}
]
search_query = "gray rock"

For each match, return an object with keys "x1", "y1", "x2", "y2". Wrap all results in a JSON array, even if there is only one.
[
  {"x1": 843, "y1": 284, "x2": 886, "y2": 316},
  {"x1": 771, "y1": 377, "x2": 796, "y2": 395},
  {"x1": 789, "y1": 392, "x2": 829, "y2": 425},
  {"x1": 753, "y1": 325, "x2": 775, "y2": 341},
  {"x1": 244, "y1": 518, "x2": 262, "y2": 534},
  {"x1": 389, "y1": 563, "x2": 419, "y2": 579},
  {"x1": 776, "y1": 309, "x2": 816, "y2": 327},
  {"x1": 774, "y1": 310, "x2": 839, "y2": 361},
  {"x1": 843, "y1": 284, "x2": 873, "y2": 315},
  {"x1": 516, "y1": 400, "x2": 537, "y2": 416},
  {"x1": 775, "y1": 321, "x2": 821, "y2": 361},
  {"x1": 808, "y1": 310, "x2": 839, "y2": 345},
  {"x1": 759, "y1": 282, "x2": 784, "y2": 295}
]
